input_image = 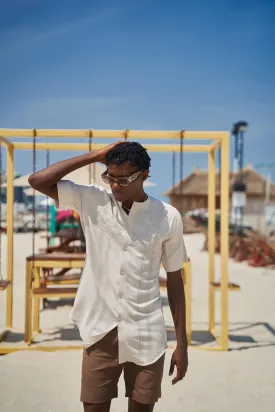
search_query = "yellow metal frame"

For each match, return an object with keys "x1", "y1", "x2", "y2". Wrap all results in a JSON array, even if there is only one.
[
  {"x1": 0, "y1": 128, "x2": 230, "y2": 353},
  {"x1": 207, "y1": 137, "x2": 230, "y2": 351},
  {"x1": 0, "y1": 136, "x2": 14, "y2": 345}
]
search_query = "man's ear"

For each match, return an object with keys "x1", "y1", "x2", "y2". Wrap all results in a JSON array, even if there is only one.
[{"x1": 142, "y1": 170, "x2": 149, "y2": 181}]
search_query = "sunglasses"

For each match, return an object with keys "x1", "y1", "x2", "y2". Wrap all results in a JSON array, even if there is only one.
[{"x1": 101, "y1": 170, "x2": 142, "y2": 187}]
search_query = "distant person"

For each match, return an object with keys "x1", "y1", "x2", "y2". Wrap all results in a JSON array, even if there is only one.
[{"x1": 28, "y1": 141, "x2": 189, "y2": 412}]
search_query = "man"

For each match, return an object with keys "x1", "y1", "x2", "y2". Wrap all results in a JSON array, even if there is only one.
[{"x1": 28, "y1": 141, "x2": 189, "y2": 412}]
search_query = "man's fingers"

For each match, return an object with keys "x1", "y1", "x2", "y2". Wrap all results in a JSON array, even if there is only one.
[
  {"x1": 169, "y1": 358, "x2": 175, "y2": 376},
  {"x1": 172, "y1": 368, "x2": 184, "y2": 385}
]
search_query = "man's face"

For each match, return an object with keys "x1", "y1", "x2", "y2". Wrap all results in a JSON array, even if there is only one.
[{"x1": 106, "y1": 162, "x2": 148, "y2": 202}]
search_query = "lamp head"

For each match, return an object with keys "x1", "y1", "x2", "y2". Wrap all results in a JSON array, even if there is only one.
[{"x1": 232, "y1": 121, "x2": 248, "y2": 136}]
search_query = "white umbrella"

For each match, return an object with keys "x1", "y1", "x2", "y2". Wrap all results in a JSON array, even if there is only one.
[
  {"x1": 39, "y1": 198, "x2": 54, "y2": 207},
  {"x1": 2, "y1": 174, "x2": 30, "y2": 187},
  {"x1": 2, "y1": 164, "x2": 156, "y2": 189},
  {"x1": 23, "y1": 187, "x2": 43, "y2": 197}
]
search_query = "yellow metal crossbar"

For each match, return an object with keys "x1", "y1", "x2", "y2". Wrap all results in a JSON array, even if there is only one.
[
  {"x1": 13, "y1": 142, "x2": 210, "y2": 152},
  {"x1": 0, "y1": 128, "x2": 228, "y2": 140}
]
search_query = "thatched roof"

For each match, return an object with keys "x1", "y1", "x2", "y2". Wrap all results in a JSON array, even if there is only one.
[{"x1": 164, "y1": 165, "x2": 275, "y2": 198}]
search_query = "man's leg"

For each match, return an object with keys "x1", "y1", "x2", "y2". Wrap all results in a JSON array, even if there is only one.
[
  {"x1": 128, "y1": 398, "x2": 155, "y2": 412},
  {"x1": 124, "y1": 354, "x2": 165, "y2": 412},
  {"x1": 81, "y1": 328, "x2": 122, "y2": 410},
  {"x1": 83, "y1": 401, "x2": 111, "y2": 412}
]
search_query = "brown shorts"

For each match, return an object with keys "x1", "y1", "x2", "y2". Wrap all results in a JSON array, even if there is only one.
[{"x1": 81, "y1": 327, "x2": 165, "y2": 405}]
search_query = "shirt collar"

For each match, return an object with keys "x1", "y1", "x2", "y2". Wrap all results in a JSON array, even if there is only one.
[{"x1": 116, "y1": 195, "x2": 151, "y2": 215}]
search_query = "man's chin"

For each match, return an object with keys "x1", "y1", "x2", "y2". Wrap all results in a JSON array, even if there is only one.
[{"x1": 112, "y1": 192, "x2": 125, "y2": 202}]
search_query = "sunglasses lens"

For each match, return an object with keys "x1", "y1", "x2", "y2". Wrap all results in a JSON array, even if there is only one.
[
  {"x1": 101, "y1": 171, "x2": 137, "y2": 186},
  {"x1": 102, "y1": 174, "x2": 128, "y2": 186}
]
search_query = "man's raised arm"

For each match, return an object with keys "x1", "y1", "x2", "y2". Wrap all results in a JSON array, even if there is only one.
[{"x1": 28, "y1": 141, "x2": 123, "y2": 202}]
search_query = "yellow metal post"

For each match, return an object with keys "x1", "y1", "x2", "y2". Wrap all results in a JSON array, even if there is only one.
[
  {"x1": 208, "y1": 148, "x2": 216, "y2": 334},
  {"x1": 220, "y1": 134, "x2": 230, "y2": 350},
  {"x1": 5, "y1": 146, "x2": 14, "y2": 328},
  {"x1": 24, "y1": 261, "x2": 32, "y2": 344},
  {"x1": 33, "y1": 267, "x2": 41, "y2": 334}
]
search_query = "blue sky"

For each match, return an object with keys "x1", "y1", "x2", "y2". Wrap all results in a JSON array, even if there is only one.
[{"x1": 0, "y1": 0, "x2": 274, "y2": 200}]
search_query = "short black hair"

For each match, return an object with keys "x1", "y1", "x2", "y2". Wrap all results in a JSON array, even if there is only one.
[{"x1": 106, "y1": 142, "x2": 151, "y2": 171}]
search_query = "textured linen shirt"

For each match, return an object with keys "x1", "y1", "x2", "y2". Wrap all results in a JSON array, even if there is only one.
[{"x1": 57, "y1": 180, "x2": 188, "y2": 366}]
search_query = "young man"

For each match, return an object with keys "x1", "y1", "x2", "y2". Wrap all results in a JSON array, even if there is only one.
[{"x1": 28, "y1": 141, "x2": 189, "y2": 412}]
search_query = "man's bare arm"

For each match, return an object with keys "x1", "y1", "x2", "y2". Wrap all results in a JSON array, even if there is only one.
[
  {"x1": 166, "y1": 269, "x2": 188, "y2": 349},
  {"x1": 28, "y1": 141, "x2": 123, "y2": 202},
  {"x1": 166, "y1": 269, "x2": 188, "y2": 384}
]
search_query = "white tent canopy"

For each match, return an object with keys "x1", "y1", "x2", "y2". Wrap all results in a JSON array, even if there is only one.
[
  {"x1": 2, "y1": 163, "x2": 156, "y2": 191},
  {"x1": 24, "y1": 187, "x2": 44, "y2": 197}
]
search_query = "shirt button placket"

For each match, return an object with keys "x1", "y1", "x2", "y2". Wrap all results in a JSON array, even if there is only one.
[{"x1": 118, "y1": 244, "x2": 127, "y2": 325}]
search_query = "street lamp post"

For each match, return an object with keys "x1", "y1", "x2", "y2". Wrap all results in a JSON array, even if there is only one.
[{"x1": 231, "y1": 121, "x2": 248, "y2": 229}]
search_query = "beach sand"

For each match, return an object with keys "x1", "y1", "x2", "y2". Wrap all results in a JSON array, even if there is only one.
[{"x1": 0, "y1": 232, "x2": 275, "y2": 411}]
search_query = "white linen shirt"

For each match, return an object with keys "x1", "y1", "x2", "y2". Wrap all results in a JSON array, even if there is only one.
[{"x1": 57, "y1": 180, "x2": 188, "y2": 366}]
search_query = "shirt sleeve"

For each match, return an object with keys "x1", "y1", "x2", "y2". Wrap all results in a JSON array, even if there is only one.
[
  {"x1": 56, "y1": 180, "x2": 81, "y2": 213},
  {"x1": 55, "y1": 180, "x2": 109, "y2": 215},
  {"x1": 161, "y1": 212, "x2": 188, "y2": 272}
]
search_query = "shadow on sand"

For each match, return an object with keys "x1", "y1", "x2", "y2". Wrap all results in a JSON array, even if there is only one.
[{"x1": 184, "y1": 321, "x2": 275, "y2": 351}]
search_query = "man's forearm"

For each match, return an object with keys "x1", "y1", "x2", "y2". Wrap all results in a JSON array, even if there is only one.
[
  {"x1": 28, "y1": 151, "x2": 97, "y2": 190},
  {"x1": 166, "y1": 271, "x2": 188, "y2": 349},
  {"x1": 28, "y1": 141, "x2": 122, "y2": 200}
]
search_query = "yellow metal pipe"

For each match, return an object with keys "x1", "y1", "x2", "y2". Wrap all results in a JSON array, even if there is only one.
[
  {"x1": 208, "y1": 149, "x2": 216, "y2": 333},
  {"x1": 24, "y1": 261, "x2": 32, "y2": 344},
  {"x1": 220, "y1": 133, "x2": 230, "y2": 351},
  {"x1": 33, "y1": 267, "x2": 41, "y2": 334},
  {"x1": 210, "y1": 140, "x2": 221, "y2": 151},
  {"x1": 30, "y1": 260, "x2": 84, "y2": 269},
  {"x1": 191, "y1": 345, "x2": 224, "y2": 352},
  {"x1": 5, "y1": 146, "x2": 14, "y2": 329},
  {"x1": 13, "y1": 142, "x2": 210, "y2": 153},
  {"x1": 1, "y1": 128, "x2": 228, "y2": 140},
  {"x1": 0, "y1": 135, "x2": 14, "y2": 148},
  {"x1": 0, "y1": 346, "x2": 85, "y2": 354}
]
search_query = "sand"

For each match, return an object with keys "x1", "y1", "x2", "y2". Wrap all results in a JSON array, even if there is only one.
[{"x1": 0, "y1": 232, "x2": 275, "y2": 411}]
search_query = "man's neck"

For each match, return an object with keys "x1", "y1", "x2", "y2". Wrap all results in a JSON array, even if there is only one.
[{"x1": 122, "y1": 191, "x2": 147, "y2": 211}]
